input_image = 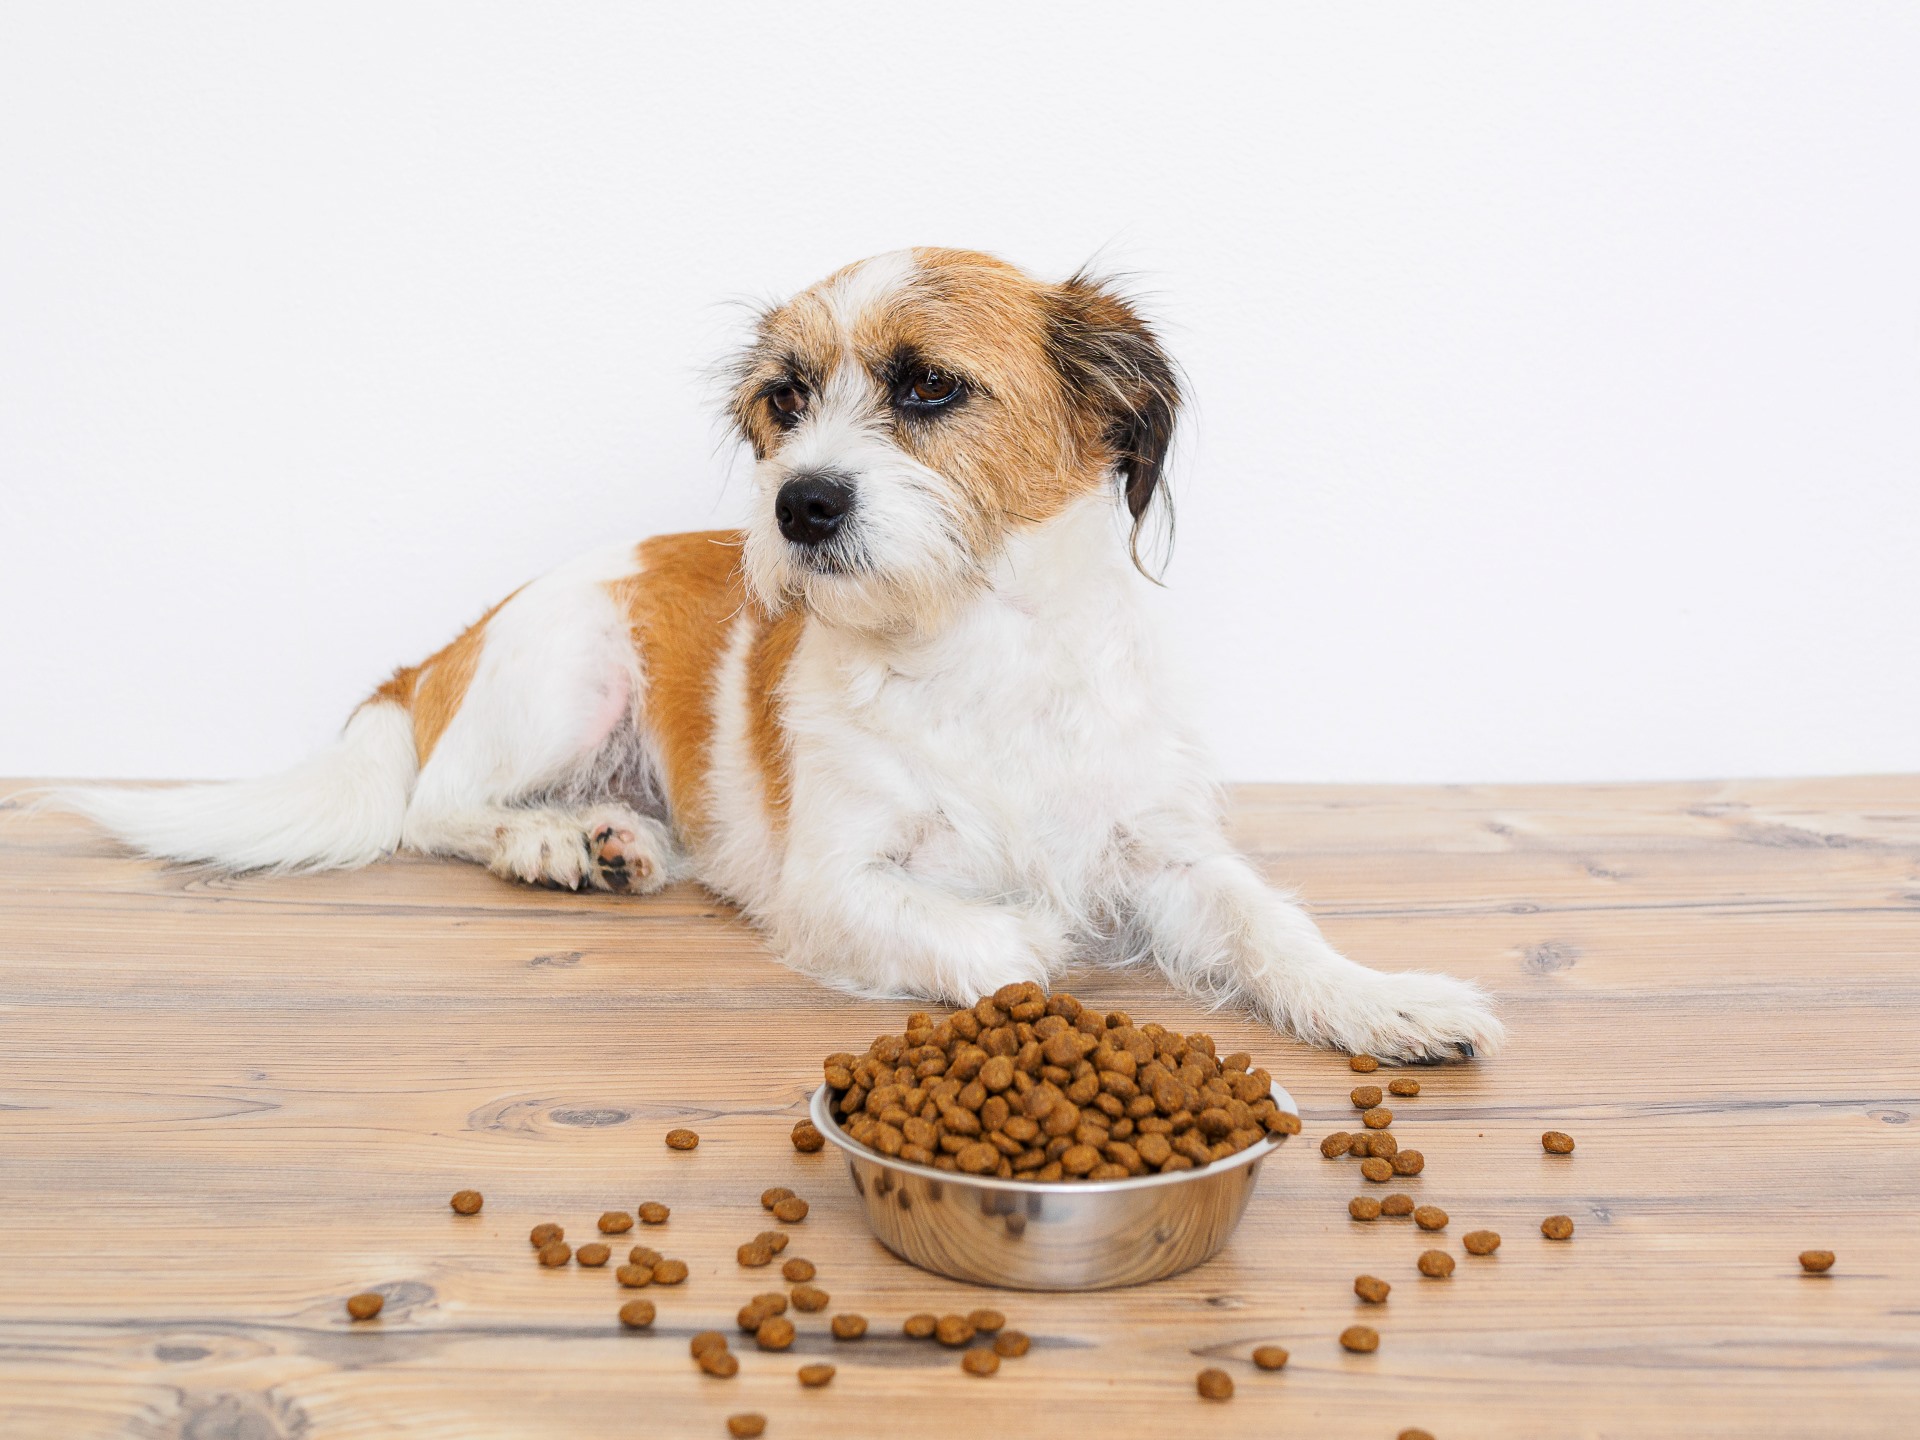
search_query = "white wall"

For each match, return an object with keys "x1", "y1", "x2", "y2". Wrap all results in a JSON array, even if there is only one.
[{"x1": 3, "y1": 2, "x2": 1916, "y2": 783}]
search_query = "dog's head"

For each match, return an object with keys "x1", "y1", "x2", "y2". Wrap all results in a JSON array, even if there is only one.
[{"x1": 727, "y1": 248, "x2": 1179, "y2": 631}]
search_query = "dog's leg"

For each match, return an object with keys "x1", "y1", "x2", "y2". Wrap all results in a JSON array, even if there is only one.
[{"x1": 1124, "y1": 843, "x2": 1503, "y2": 1062}]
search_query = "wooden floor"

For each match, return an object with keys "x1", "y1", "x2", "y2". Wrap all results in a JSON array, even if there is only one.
[{"x1": 2, "y1": 778, "x2": 1916, "y2": 1440}]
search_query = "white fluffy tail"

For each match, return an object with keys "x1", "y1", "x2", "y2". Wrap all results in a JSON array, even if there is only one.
[{"x1": 46, "y1": 701, "x2": 418, "y2": 873}]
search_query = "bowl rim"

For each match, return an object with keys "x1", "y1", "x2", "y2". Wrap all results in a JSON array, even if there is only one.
[{"x1": 809, "y1": 1079, "x2": 1299, "y2": 1196}]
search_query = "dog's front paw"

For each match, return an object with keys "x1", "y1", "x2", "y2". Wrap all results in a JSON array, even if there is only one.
[{"x1": 1303, "y1": 969, "x2": 1505, "y2": 1063}]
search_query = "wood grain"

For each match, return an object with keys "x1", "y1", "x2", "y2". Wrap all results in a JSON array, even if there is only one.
[{"x1": 2, "y1": 776, "x2": 1916, "y2": 1439}]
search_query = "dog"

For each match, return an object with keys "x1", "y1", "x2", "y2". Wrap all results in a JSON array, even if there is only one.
[{"x1": 58, "y1": 248, "x2": 1501, "y2": 1061}]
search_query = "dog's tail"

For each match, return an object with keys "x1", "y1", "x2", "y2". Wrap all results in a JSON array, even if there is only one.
[{"x1": 40, "y1": 698, "x2": 419, "y2": 873}]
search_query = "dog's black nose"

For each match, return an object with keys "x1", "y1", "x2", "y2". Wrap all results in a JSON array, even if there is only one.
[{"x1": 775, "y1": 473, "x2": 855, "y2": 547}]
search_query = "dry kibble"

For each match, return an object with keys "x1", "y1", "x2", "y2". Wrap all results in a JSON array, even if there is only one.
[
  {"x1": 904, "y1": 1313, "x2": 938, "y2": 1339},
  {"x1": 963, "y1": 1347, "x2": 1001, "y2": 1377},
  {"x1": 782, "y1": 1258, "x2": 816, "y2": 1283},
  {"x1": 1339, "y1": 1325, "x2": 1379, "y2": 1353},
  {"x1": 791, "y1": 1284, "x2": 829, "y2": 1312},
  {"x1": 1543, "y1": 1130, "x2": 1575, "y2": 1154},
  {"x1": 618, "y1": 1299, "x2": 656, "y2": 1329},
  {"x1": 792, "y1": 1119, "x2": 826, "y2": 1153},
  {"x1": 1350, "y1": 1054, "x2": 1379, "y2": 1072},
  {"x1": 537, "y1": 1241, "x2": 572, "y2": 1267},
  {"x1": 1349, "y1": 1196, "x2": 1382, "y2": 1221},
  {"x1": 831, "y1": 1313, "x2": 868, "y2": 1340},
  {"x1": 616, "y1": 1264, "x2": 653, "y2": 1288},
  {"x1": 755, "y1": 1316, "x2": 796, "y2": 1351},
  {"x1": 1382, "y1": 1193, "x2": 1415, "y2": 1218},
  {"x1": 726, "y1": 1416, "x2": 765, "y2": 1439},
  {"x1": 1363, "y1": 1130, "x2": 1398, "y2": 1159},
  {"x1": 345, "y1": 1292, "x2": 383, "y2": 1321},
  {"x1": 772, "y1": 1197, "x2": 809, "y2": 1223},
  {"x1": 1195, "y1": 1367, "x2": 1233, "y2": 1399},
  {"x1": 1361, "y1": 1106, "x2": 1393, "y2": 1130},
  {"x1": 738, "y1": 1242, "x2": 774, "y2": 1267},
  {"x1": 1542, "y1": 1214, "x2": 1575, "y2": 1240},
  {"x1": 968, "y1": 1308, "x2": 1005, "y2": 1333},
  {"x1": 1414, "y1": 1205, "x2": 1448, "y2": 1231},
  {"x1": 449, "y1": 1189, "x2": 483, "y2": 1215},
  {"x1": 651, "y1": 1259, "x2": 688, "y2": 1284},
  {"x1": 761, "y1": 1187, "x2": 795, "y2": 1210},
  {"x1": 1251, "y1": 1345, "x2": 1288, "y2": 1370},
  {"x1": 1321, "y1": 1132, "x2": 1354, "y2": 1158},
  {"x1": 690, "y1": 1331, "x2": 728, "y2": 1358},
  {"x1": 1399, "y1": 1431, "x2": 1437, "y2": 1440},
  {"x1": 1463, "y1": 1230, "x2": 1501, "y2": 1256},
  {"x1": 1360, "y1": 1156, "x2": 1393, "y2": 1183},
  {"x1": 754, "y1": 1230, "x2": 790, "y2": 1254},
  {"x1": 598, "y1": 1211, "x2": 633, "y2": 1234},
  {"x1": 638, "y1": 1202, "x2": 670, "y2": 1225},
  {"x1": 630, "y1": 1245, "x2": 663, "y2": 1267},
  {"x1": 1800, "y1": 1250, "x2": 1836, "y2": 1274},
  {"x1": 1389, "y1": 1077, "x2": 1421, "y2": 1097},
  {"x1": 700, "y1": 1347, "x2": 741, "y2": 1377},
  {"x1": 1355, "y1": 1274, "x2": 1391, "y2": 1304},
  {"x1": 529, "y1": 1223, "x2": 563, "y2": 1248},
  {"x1": 1417, "y1": 1250, "x2": 1456, "y2": 1278},
  {"x1": 1351, "y1": 1085, "x2": 1384, "y2": 1109},
  {"x1": 665, "y1": 1128, "x2": 700, "y2": 1150},
  {"x1": 935, "y1": 1314, "x2": 976, "y2": 1347},
  {"x1": 1391, "y1": 1149, "x2": 1425, "y2": 1176},
  {"x1": 798, "y1": 1362, "x2": 836, "y2": 1387},
  {"x1": 993, "y1": 1330, "x2": 1030, "y2": 1358},
  {"x1": 576, "y1": 1243, "x2": 611, "y2": 1267}
]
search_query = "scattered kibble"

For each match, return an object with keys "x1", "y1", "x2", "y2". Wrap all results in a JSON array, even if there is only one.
[
  {"x1": 792, "y1": 1120, "x2": 826, "y2": 1153},
  {"x1": 755, "y1": 1316, "x2": 796, "y2": 1351},
  {"x1": 575, "y1": 1242, "x2": 610, "y2": 1267},
  {"x1": 1417, "y1": 1250, "x2": 1455, "y2": 1278},
  {"x1": 1391, "y1": 1149, "x2": 1425, "y2": 1176},
  {"x1": 618, "y1": 1299, "x2": 656, "y2": 1329},
  {"x1": 968, "y1": 1308, "x2": 1005, "y2": 1333},
  {"x1": 1543, "y1": 1131, "x2": 1575, "y2": 1154},
  {"x1": 1463, "y1": 1230, "x2": 1501, "y2": 1256},
  {"x1": 1350, "y1": 1195, "x2": 1382, "y2": 1221},
  {"x1": 726, "y1": 1415, "x2": 765, "y2": 1439},
  {"x1": 791, "y1": 1284, "x2": 829, "y2": 1312},
  {"x1": 1800, "y1": 1250, "x2": 1836, "y2": 1274},
  {"x1": 1542, "y1": 1215, "x2": 1575, "y2": 1240},
  {"x1": 963, "y1": 1347, "x2": 1001, "y2": 1377},
  {"x1": 449, "y1": 1189, "x2": 483, "y2": 1215},
  {"x1": 1382, "y1": 1193, "x2": 1415, "y2": 1218},
  {"x1": 772, "y1": 1197, "x2": 809, "y2": 1223},
  {"x1": 994, "y1": 1329, "x2": 1030, "y2": 1358},
  {"x1": 1399, "y1": 1430, "x2": 1437, "y2": 1440},
  {"x1": 345, "y1": 1292, "x2": 383, "y2": 1321},
  {"x1": 830, "y1": 1313, "x2": 868, "y2": 1340},
  {"x1": 935, "y1": 1314, "x2": 976, "y2": 1347},
  {"x1": 1196, "y1": 1366, "x2": 1233, "y2": 1398},
  {"x1": 1364, "y1": 1131, "x2": 1398, "y2": 1159},
  {"x1": 738, "y1": 1241, "x2": 775, "y2": 1268},
  {"x1": 1360, "y1": 1157, "x2": 1393, "y2": 1183},
  {"x1": 652, "y1": 1259, "x2": 688, "y2": 1284},
  {"x1": 617, "y1": 1264, "x2": 652, "y2": 1287},
  {"x1": 700, "y1": 1347, "x2": 741, "y2": 1378},
  {"x1": 1361, "y1": 1106, "x2": 1393, "y2": 1130},
  {"x1": 754, "y1": 1230, "x2": 790, "y2": 1254},
  {"x1": 630, "y1": 1245, "x2": 663, "y2": 1267},
  {"x1": 1251, "y1": 1344, "x2": 1288, "y2": 1370},
  {"x1": 665, "y1": 1128, "x2": 700, "y2": 1150},
  {"x1": 1339, "y1": 1325, "x2": 1379, "y2": 1353},
  {"x1": 1350, "y1": 1055, "x2": 1379, "y2": 1072},
  {"x1": 1388, "y1": 1077, "x2": 1421, "y2": 1097},
  {"x1": 782, "y1": 1258, "x2": 815, "y2": 1283},
  {"x1": 529, "y1": 1223, "x2": 563, "y2": 1248},
  {"x1": 761, "y1": 1187, "x2": 794, "y2": 1210},
  {"x1": 1351, "y1": 1085, "x2": 1383, "y2": 1109},
  {"x1": 690, "y1": 1331, "x2": 728, "y2": 1358},
  {"x1": 537, "y1": 1241, "x2": 572, "y2": 1267},
  {"x1": 1321, "y1": 1132, "x2": 1354, "y2": 1158},
  {"x1": 1414, "y1": 1205, "x2": 1448, "y2": 1231},
  {"x1": 638, "y1": 1202, "x2": 670, "y2": 1225},
  {"x1": 904, "y1": 1313, "x2": 938, "y2": 1339},
  {"x1": 1355, "y1": 1274, "x2": 1391, "y2": 1304},
  {"x1": 598, "y1": 1211, "x2": 633, "y2": 1234},
  {"x1": 797, "y1": 1362, "x2": 835, "y2": 1387}
]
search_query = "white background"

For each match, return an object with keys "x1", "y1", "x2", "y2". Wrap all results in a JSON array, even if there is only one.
[{"x1": 3, "y1": 3, "x2": 1916, "y2": 783}]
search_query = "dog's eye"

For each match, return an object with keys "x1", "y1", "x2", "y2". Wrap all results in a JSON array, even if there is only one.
[
  {"x1": 905, "y1": 368, "x2": 962, "y2": 407},
  {"x1": 769, "y1": 384, "x2": 806, "y2": 422}
]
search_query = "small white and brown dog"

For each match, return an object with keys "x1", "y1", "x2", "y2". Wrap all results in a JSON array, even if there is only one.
[{"x1": 60, "y1": 248, "x2": 1501, "y2": 1061}]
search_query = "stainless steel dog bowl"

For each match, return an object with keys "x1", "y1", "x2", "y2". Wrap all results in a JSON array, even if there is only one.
[{"x1": 810, "y1": 1080, "x2": 1298, "y2": 1291}]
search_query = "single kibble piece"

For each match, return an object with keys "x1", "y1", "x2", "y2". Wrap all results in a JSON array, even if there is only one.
[
  {"x1": 1382, "y1": 1193, "x2": 1415, "y2": 1218},
  {"x1": 1360, "y1": 1156, "x2": 1393, "y2": 1183},
  {"x1": 726, "y1": 1416, "x2": 766, "y2": 1439},
  {"x1": 761, "y1": 1187, "x2": 795, "y2": 1210},
  {"x1": 1349, "y1": 1196, "x2": 1382, "y2": 1221},
  {"x1": 798, "y1": 1362, "x2": 836, "y2": 1387},
  {"x1": 618, "y1": 1299, "x2": 656, "y2": 1329},
  {"x1": 630, "y1": 1245, "x2": 663, "y2": 1266},
  {"x1": 1542, "y1": 1130, "x2": 1575, "y2": 1154},
  {"x1": 791, "y1": 1284, "x2": 829, "y2": 1312},
  {"x1": 1389, "y1": 1077, "x2": 1420, "y2": 1097},
  {"x1": 449, "y1": 1189, "x2": 483, "y2": 1215},
  {"x1": 830, "y1": 1313, "x2": 868, "y2": 1340},
  {"x1": 772, "y1": 1197, "x2": 809, "y2": 1223},
  {"x1": 792, "y1": 1119, "x2": 826, "y2": 1153},
  {"x1": 993, "y1": 1329, "x2": 1030, "y2": 1358},
  {"x1": 599, "y1": 1211, "x2": 633, "y2": 1234},
  {"x1": 537, "y1": 1241, "x2": 572, "y2": 1267},
  {"x1": 1414, "y1": 1205, "x2": 1448, "y2": 1231},
  {"x1": 782, "y1": 1258, "x2": 816, "y2": 1282},
  {"x1": 738, "y1": 1242, "x2": 774, "y2": 1268},
  {"x1": 1252, "y1": 1344, "x2": 1288, "y2": 1370},
  {"x1": 904, "y1": 1313, "x2": 938, "y2": 1339},
  {"x1": 1339, "y1": 1325, "x2": 1379, "y2": 1354},
  {"x1": 651, "y1": 1259, "x2": 689, "y2": 1284},
  {"x1": 1347, "y1": 1132, "x2": 1373, "y2": 1159},
  {"x1": 1364, "y1": 1130, "x2": 1397, "y2": 1159},
  {"x1": 1321, "y1": 1132, "x2": 1354, "y2": 1159},
  {"x1": 1391, "y1": 1149, "x2": 1425, "y2": 1176},
  {"x1": 1361, "y1": 1106, "x2": 1393, "y2": 1130},
  {"x1": 638, "y1": 1202, "x2": 670, "y2": 1225},
  {"x1": 345, "y1": 1292, "x2": 384, "y2": 1321},
  {"x1": 962, "y1": 1347, "x2": 1001, "y2": 1377},
  {"x1": 576, "y1": 1243, "x2": 611, "y2": 1267},
  {"x1": 1542, "y1": 1214, "x2": 1575, "y2": 1240},
  {"x1": 1350, "y1": 1054, "x2": 1380, "y2": 1072},
  {"x1": 1417, "y1": 1250, "x2": 1455, "y2": 1278},
  {"x1": 616, "y1": 1264, "x2": 652, "y2": 1288},
  {"x1": 968, "y1": 1308, "x2": 1006, "y2": 1334},
  {"x1": 755, "y1": 1230, "x2": 790, "y2": 1254},
  {"x1": 1195, "y1": 1366, "x2": 1233, "y2": 1399},
  {"x1": 700, "y1": 1347, "x2": 741, "y2": 1378},
  {"x1": 690, "y1": 1331, "x2": 729, "y2": 1358},
  {"x1": 1463, "y1": 1229, "x2": 1501, "y2": 1256},
  {"x1": 1351, "y1": 1085, "x2": 1383, "y2": 1109},
  {"x1": 935, "y1": 1315, "x2": 976, "y2": 1347},
  {"x1": 529, "y1": 1223, "x2": 563, "y2": 1248},
  {"x1": 664, "y1": 1128, "x2": 699, "y2": 1150},
  {"x1": 1800, "y1": 1250, "x2": 1836, "y2": 1274},
  {"x1": 1354, "y1": 1274, "x2": 1391, "y2": 1304},
  {"x1": 1399, "y1": 1431, "x2": 1437, "y2": 1440},
  {"x1": 755, "y1": 1316, "x2": 796, "y2": 1351}
]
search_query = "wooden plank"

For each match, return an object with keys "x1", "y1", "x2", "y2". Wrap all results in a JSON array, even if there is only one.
[{"x1": 1, "y1": 778, "x2": 1916, "y2": 1439}]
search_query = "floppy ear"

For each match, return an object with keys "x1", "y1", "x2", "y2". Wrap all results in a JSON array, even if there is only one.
[{"x1": 1044, "y1": 271, "x2": 1182, "y2": 558}]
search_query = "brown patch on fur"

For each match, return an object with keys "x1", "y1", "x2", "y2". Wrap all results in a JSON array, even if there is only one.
[
  {"x1": 362, "y1": 591, "x2": 518, "y2": 765},
  {"x1": 745, "y1": 608, "x2": 804, "y2": 824}
]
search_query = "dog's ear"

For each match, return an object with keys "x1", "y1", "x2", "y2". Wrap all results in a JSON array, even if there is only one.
[{"x1": 1044, "y1": 271, "x2": 1181, "y2": 564}]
